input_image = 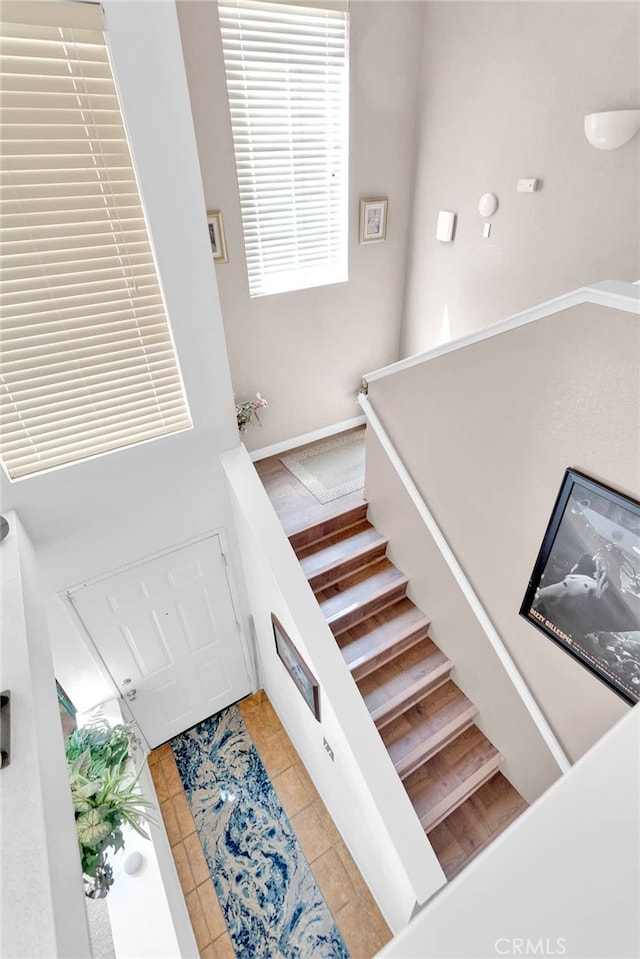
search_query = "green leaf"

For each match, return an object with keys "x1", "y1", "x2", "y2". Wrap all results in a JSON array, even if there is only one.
[{"x1": 77, "y1": 808, "x2": 112, "y2": 846}]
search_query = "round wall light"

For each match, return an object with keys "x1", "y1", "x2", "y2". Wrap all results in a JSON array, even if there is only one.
[{"x1": 584, "y1": 110, "x2": 640, "y2": 150}]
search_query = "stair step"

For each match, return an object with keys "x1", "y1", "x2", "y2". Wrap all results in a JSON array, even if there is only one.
[
  {"x1": 428, "y1": 772, "x2": 528, "y2": 880},
  {"x1": 404, "y1": 725, "x2": 502, "y2": 834},
  {"x1": 357, "y1": 639, "x2": 452, "y2": 729},
  {"x1": 381, "y1": 681, "x2": 478, "y2": 780},
  {"x1": 295, "y1": 519, "x2": 375, "y2": 561},
  {"x1": 337, "y1": 597, "x2": 431, "y2": 681},
  {"x1": 288, "y1": 502, "x2": 368, "y2": 553},
  {"x1": 299, "y1": 523, "x2": 388, "y2": 591},
  {"x1": 316, "y1": 560, "x2": 408, "y2": 636}
]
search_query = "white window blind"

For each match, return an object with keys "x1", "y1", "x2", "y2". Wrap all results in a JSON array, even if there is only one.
[
  {"x1": 218, "y1": 0, "x2": 349, "y2": 297},
  {"x1": 0, "y1": 1, "x2": 192, "y2": 482}
]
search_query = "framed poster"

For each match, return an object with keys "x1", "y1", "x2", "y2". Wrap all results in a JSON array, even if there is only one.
[
  {"x1": 520, "y1": 469, "x2": 640, "y2": 704},
  {"x1": 272, "y1": 613, "x2": 320, "y2": 720}
]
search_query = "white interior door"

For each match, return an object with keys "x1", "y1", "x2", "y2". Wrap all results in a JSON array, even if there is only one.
[{"x1": 68, "y1": 535, "x2": 251, "y2": 747}]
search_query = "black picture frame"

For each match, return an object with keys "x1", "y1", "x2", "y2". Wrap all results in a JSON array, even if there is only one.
[
  {"x1": 272, "y1": 613, "x2": 321, "y2": 720},
  {"x1": 520, "y1": 469, "x2": 640, "y2": 705}
]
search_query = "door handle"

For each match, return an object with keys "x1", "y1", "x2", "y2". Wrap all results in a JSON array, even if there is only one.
[{"x1": 125, "y1": 689, "x2": 138, "y2": 702}]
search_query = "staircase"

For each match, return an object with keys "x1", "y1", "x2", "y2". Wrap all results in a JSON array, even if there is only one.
[{"x1": 290, "y1": 501, "x2": 527, "y2": 879}]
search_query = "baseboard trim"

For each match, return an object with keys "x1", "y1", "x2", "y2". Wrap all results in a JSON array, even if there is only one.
[{"x1": 249, "y1": 415, "x2": 366, "y2": 462}]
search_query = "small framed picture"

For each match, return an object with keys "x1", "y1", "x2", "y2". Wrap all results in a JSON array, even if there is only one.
[
  {"x1": 206, "y1": 210, "x2": 228, "y2": 263},
  {"x1": 359, "y1": 197, "x2": 388, "y2": 244},
  {"x1": 520, "y1": 469, "x2": 640, "y2": 705},
  {"x1": 272, "y1": 613, "x2": 320, "y2": 720}
]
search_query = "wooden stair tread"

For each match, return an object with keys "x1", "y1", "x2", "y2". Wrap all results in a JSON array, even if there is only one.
[
  {"x1": 357, "y1": 639, "x2": 452, "y2": 728},
  {"x1": 337, "y1": 597, "x2": 431, "y2": 681},
  {"x1": 317, "y1": 561, "x2": 408, "y2": 635},
  {"x1": 381, "y1": 681, "x2": 478, "y2": 780},
  {"x1": 295, "y1": 519, "x2": 376, "y2": 560},
  {"x1": 288, "y1": 502, "x2": 368, "y2": 552},
  {"x1": 299, "y1": 525, "x2": 388, "y2": 591},
  {"x1": 428, "y1": 772, "x2": 528, "y2": 879},
  {"x1": 404, "y1": 725, "x2": 502, "y2": 833}
]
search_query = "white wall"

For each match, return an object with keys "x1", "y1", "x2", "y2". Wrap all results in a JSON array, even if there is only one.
[
  {"x1": 0, "y1": 0, "x2": 247, "y2": 710},
  {"x1": 401, "y1": 1, "x2": 640, "y2": 354},
  {"x1": 177, "y1": 0, "x2": 425, "y2": 450},
  {"x1": 367, "y1": 300, "x2": 639, "y2": 763},
  {"x1": 0, "y1": 513, "x2": 92, "y2": 959},
  {"x1": 378, "y1": 706, "x2": 640, "y2": 959},
  {"x1": 220, "y1": 445, "x2": 448, "y2": 933}
]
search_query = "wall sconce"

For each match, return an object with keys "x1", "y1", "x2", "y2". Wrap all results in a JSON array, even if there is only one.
[{"x1": 584, "y1": 110, "x2": 640, "y2": 150}]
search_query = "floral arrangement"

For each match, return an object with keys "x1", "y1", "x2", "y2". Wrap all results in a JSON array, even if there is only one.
[
  {"x1": 65, "y1": 721, "x2": 156, "y2": 898},
  {"x1": 236, "y1": 392, "x2": 268, "y2": 432}
]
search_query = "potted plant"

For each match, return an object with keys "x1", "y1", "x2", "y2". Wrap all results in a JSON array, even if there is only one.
[
  {"x1": 236, "y1": 392, "x2": 268, "y2": 432},
  {"x1": 65, "y1": 721, "x2": 157, "y2": 898}
]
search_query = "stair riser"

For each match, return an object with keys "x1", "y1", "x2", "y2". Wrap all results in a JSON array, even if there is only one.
[
  {"x1": 396, "y1": 714, "x2": 478, "y2": 782},
  {"x1": 327, "y1": 582, "x2": 408, "y2": 636},
  {"x1": 369, "y1": 665, "x2": 452, "y2": 730},
  {"x1": 349, "y1": 625, "x2": 430, "y2": 682},
  {"x1": 289, "y1": 504, "x2": 368, "y2": 553},
  {"x1": 308, "y1": 541, "x2": 388, "y2": 592}
]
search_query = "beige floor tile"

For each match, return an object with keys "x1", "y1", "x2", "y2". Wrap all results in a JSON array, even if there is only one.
[
  {"x1": 290, "y1": 803, "x2": 333, "y2": 864},
  {"x1": 292, "y1": 759, "x2": 319, "y2": 802},
  {"x1": 197, "y1": 879, "x2": 227, "y2": 941},
  {"x1": 241, "y1": 709, "x2": 279, "y2": 749},
  {"x1": 211, "y1": 932, "x2": 236, "y2": 959},
  {"x1": 272, "y1": 764, "x2": 313, "y2": 819},
  {"x1": 172, "y1": 840, "x2": 195, "y2": 894},
  {"x1": 149, "y1": 761, "x2": 171, "y2": 804},
  {"x1": 312, "y1": 798, "x2": 341, "y2": 846},
  {"x1": 149, "y1": 742, "x2": 173, "y2": 765},
  {"x1": 258, "y1": 730, "x2": 295, "y2": 777},
  {"x1": 199, "y1": 943, "x2": 216, "y2": 959},
  {"x1": 172, "y1": 790, "x2": 196, "y2": 840},
  {"x1": 358, "y1": 886, "x2": 392, "y2": 944},
  {"x1": 162, "y1": 754, "x2": 185, "y2": 798},
  {"x1": 335, "y1": 896, "x2": 392, "y2": 959},
  {"x1": 238, "y1": 690, "x2": 266, "y2": 714},
  {"x1": 255, "y1": 698, "x2": 282, "y2": 730},
  {"x1": 184, "y1": 831, "x2": 211, "y2": 887},
  {"x1": 334, "y1": 839, "x2": 370, "y2": 898},
  {"x1": 185, "y1": 888, "x2": 212, "y2": 952},
  {"x1": 310, "y1": 846, "x2": 355, "y2": 915},
  {"x1": 161, "y1": 797, "x2": 182, "y2": 847}
]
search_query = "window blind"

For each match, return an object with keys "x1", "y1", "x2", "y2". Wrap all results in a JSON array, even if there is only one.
[
  {"x1": 0, "y1": 1, "x2": 192, "y2": 482},
  {"x1": 218, "y1": 0, "x2": 349, "y2": 297}
]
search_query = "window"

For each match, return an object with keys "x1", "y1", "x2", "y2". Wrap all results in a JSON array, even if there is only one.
[
  {"x1": 218, "y1": 0, "x2": 349, "y2": 297},
  {"x1": 0, "y1": 1, "x2": 192, "y2": 482}
]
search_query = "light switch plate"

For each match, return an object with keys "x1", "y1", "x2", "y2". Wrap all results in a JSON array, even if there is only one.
[{"x1": 436, "y1": 210, "x2": 456, "y2": 242}]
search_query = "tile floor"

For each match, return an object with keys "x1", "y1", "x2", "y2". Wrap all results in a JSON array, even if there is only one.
[{"x1": 148, "y1": 691, "x2": 392, "y2": 959}]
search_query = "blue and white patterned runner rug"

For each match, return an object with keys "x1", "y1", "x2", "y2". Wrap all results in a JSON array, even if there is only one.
[{"x1": 171, "y1": 705, "x2": 349, "y2": 959}]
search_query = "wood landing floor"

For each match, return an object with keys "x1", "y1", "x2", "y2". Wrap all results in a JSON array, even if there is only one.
[
  {"x1": 254, "y1": 427, "x2": 527, "y2": 881},
  {"x1": 253, "y1": 427, "x2": 367, "y2": 536}
]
